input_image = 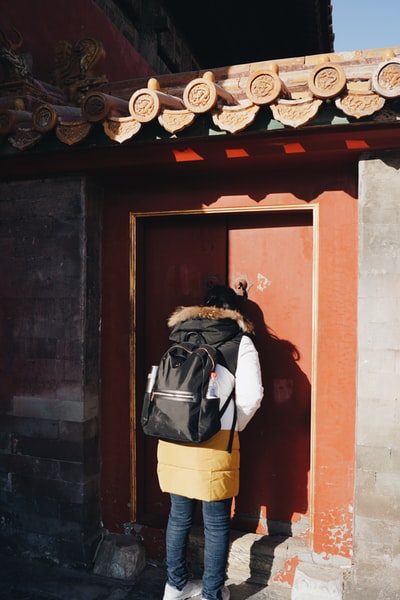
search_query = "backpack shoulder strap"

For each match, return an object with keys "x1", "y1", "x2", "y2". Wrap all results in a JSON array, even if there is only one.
[{"x1": 219, "y1": 389, "x2": 236, "y2": 453}]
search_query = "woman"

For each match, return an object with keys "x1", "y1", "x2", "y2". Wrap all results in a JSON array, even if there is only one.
[{"x1": 158, "y1": 285, "x2": 264, "y2": 600}]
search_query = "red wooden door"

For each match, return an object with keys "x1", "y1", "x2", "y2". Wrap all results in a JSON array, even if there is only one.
[
  {"x1": 228, "y1": 211, "x2": 312, "y2": 534},
  {"x1": 135, "y1": 214, "x2": 227, "y2": 521},
  {"x1": 135, "y1": 210, "x2": 313, "y2": 536}
]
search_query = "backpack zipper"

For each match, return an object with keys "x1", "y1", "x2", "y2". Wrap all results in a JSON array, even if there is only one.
[{"x1": 152, "y1": 390, "x2": 198, "y2": 402}]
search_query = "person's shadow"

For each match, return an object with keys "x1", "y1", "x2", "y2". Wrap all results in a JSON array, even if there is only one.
[{"x1": 231, "y1": 296, "x2": 311, "y2": 586}]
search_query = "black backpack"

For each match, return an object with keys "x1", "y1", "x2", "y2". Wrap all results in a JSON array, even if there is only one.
[{"x1": 141, "y1": 339, "x2": 237, "y2": 451}]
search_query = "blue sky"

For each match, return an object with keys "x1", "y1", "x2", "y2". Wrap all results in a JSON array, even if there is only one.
[{"x1": 332, "y1": 0, "x2": 399, "y2": 52}]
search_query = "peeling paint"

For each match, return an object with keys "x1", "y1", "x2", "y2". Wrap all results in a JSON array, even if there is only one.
[
  {"x1": 317, "y1": 505, "x2": 353, "y2": 558},
  {"x1": 273, "y1": 555, "x2": 300, "y2": 586},
  {"x1": 256, "y1": 272, "x2": 271, "y2": 291}
]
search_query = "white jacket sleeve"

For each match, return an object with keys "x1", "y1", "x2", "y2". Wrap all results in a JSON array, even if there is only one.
[{"x1": 234, "y1": 335, "x2": 264, "y2": 431}]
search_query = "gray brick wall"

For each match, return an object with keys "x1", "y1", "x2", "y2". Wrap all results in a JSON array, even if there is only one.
[
  {"x1": 0, "y1": 177, "x2": 102, "y2": 567},
  {"x1": 346, "y1": 152, "x2": 400, "y2": 599}
]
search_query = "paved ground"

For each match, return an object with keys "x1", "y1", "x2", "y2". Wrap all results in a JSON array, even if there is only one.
[{"x1": 0, "y1": 553, "x2": 291, "y2": 600}]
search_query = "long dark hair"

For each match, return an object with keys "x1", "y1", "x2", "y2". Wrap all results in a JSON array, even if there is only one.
[{"x1": 203, "y1": 285, "x2": 242, "y2": 312}]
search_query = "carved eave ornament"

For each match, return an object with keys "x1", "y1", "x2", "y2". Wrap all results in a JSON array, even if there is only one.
[
  {"x1": 212, "y1": 100, "x2": 260, "y2": 134},
  {"x1": 55, "y1": 121, "x2": 93, "y2": 146},
  {"x1": 103, "y1": 115, "x2": 141, "y2": 144},
  {"x1": 158, "y1": 109, "x2": 195, "y2": 134},
  {"x1": 1, "y1": 33, "x2": 400, "y2": 152},
  {"x1": 270, "y1": 97, "x2": 323, "y2": 128},
  {"x1": 335, "y1": 81, "x2": 386, "y2": 120},
  {"x1": 9, "y1": 128, "x2": 42, "y2": 151}
]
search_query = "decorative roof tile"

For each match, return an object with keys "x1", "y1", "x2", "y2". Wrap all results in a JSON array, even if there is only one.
[{"x1": 1, "y1": 37, "x2": 400, "y2": 153}]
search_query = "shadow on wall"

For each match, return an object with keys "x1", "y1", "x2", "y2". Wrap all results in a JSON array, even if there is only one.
[
  {"x1": 0, "y1": 300, "x2": 16, "y2": 413},
  {"x1": 234, "y1": 297, "x2": 311, "y2": 538}
]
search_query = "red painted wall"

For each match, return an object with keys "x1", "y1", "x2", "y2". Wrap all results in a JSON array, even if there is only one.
[
  {"x1": 100, "y1": 154, "x2": 358, "y2": 561},
  {"x1": 312, "y1": 191, "x2": 358, "y2": 558}
]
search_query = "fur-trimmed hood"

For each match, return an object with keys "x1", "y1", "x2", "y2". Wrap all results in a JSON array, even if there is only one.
[
  {"x1": 168, "y1": 305, "x2": 254, "y2": 335},
  {"x1": 168, "y1": 305, "x2": 255, "y2": 374}
]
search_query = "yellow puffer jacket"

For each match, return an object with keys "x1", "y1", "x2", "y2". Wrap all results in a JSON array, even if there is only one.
[
  {"x1": 156, "y1": 304, "x2": 263, "y2": 502},
  {"x1": 157, "y1": 430, "x2": 240, "y2": 501}
]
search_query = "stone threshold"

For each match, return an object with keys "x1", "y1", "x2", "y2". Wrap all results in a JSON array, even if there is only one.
[{"x1": 188, "y1": 527, "x2": 350, "y2": 599}]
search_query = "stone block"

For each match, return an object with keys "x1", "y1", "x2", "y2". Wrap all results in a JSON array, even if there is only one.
[
  {"x1": 11, "y1": 473, "x2": 80, "y2": 503},
  {"x1": 375, "y1": 471, "x2": 400, "y2": 497},
  {"x1": 356, "y1": 445, "x2": 392, "y2": 472},
  {"x1": 358, "y1": 319, "x2": 400, "y2": 352},
  {"x1": 357, "y1": 347, "x2": 397, "y2": 375},
  {"x1": 354, "y1": 468, "x2": 377, "y2": 494},
  {"x1": 357, "y1": 421, "x2": 399, "y2": 449},
  {"x1": 1, "y1": 490, "x2": 59, "y2": 519},
  {"x1": 356, "y1": 492, "x2": 400, "y2": 521},
  {"x1": 93, "y1": 533, "x2": 146, "y2": 580},
  {"x1": 0, "y1": 415, "x2": 59, "y2": 439},
  {"x1": 357, "y1": 373, "x2": 399, "y2": 403},
  {"x1": 354, "y1": 537, "x2": 392, "y2": 567},
  {"x1": 358, "y1": 273, "x2": 400, "y2": 300},
  {"x1": 13, "y1": 433, "x2": 84, "y2": 462},
  {"x1": 59, "y1": 499, "x2": 100, "y2": 531},
  {"x1": 359, "y1": 296, "x2": 400, "y2": 326},
  {"x1": 388, "y1": 447, "x2": 400, "y2": 471},
  {"x1": 189, "y1": 528, "x2": 312, "y2": 588},
  {"x1": 0, "y1": 431, "x2": 11, "y2": 452},
  {"x1": 355, "y1": 395, "x2": 399, "y2": 447},
  {"x1": 345, "y1": 562, "x2": 400, "y2": 600},
  {"x1": 292, "y1": 563, "x2": 344, "y2": 599},
  {"x1": 227, "y1": 533, "x2": 276, "y2": 584},
  {"x1": 12, "y1": 396, "x2": 84, "y2": 422},
  {"x1": 355, "y1": 515, "x2": 400, "y2": 547},
  {"x1": 361, "y1": 223, "x2": 400, "y2": 274}
]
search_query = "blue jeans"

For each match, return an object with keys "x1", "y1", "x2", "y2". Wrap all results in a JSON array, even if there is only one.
[{"x1": 166, "y1": 494, "x2": 232, "y2": 600}]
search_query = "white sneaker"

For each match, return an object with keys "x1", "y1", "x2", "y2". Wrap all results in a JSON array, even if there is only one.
[
  {"x1": 163, "y1": 579, "x2": 203, "y2": 600},
  {"x1": 201, "y1": 584, "x2": 230, "y2": 600}
]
